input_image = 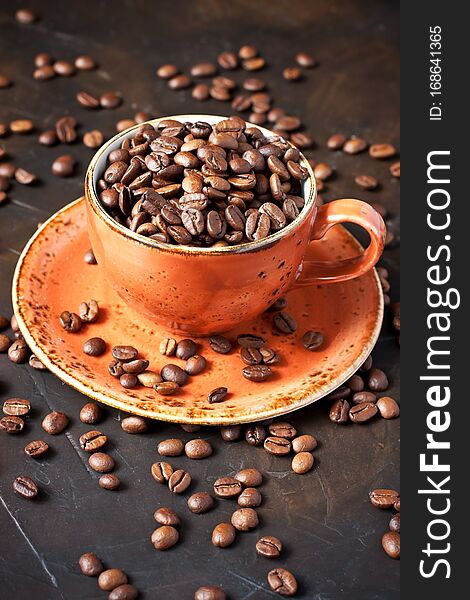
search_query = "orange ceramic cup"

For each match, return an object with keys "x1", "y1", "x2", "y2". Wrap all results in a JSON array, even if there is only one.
[{"x1": 85, "y1": 115, "x2": 386, "y2": 335}]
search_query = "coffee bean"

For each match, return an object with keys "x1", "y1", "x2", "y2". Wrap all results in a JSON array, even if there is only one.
[
  {"x1": 237, "y1": 487, "x2": 262, "y2": 508},
  {"x1": 108, "y1": 360, "x2": 124, "y2": 378},
  {"x1": 158, "y1": 438, "x2": 184, "y2": 456},
  {"x1": 98, "y1": 569, "x2": 128, "y2": 591},
  {"x1": 76, "y1": 90, "x2": 100, "y2": 109},
  {"x1": 269, "y1": 422, "x2": 296, "y2": 439},
  {"x1": 370, "y1": 488, "x2": 399, "y2": 509},
  {"x1": 181, "y1": 424, "x2": 201, "y2": 433},
  {"x1": 157, "y1": 64, "x2": 179, "y2": 79},
  {"x1": 349, "y1": 402, "x2": 378, "y2": 423},
  {"x1": 351, "y1": 391, "x2": 376, "y2": 405},
  {"x1": 10, "y1": 119, "x2": 34, "y2": 134},
  {"x1": 79, "y1": 299, "x2": 99, "y2": 323},
  {"x1": 245, "y1": 425, "x2": 266, "y2": 446},
  {"x1": 0, "y1": 415, "x2": 24, "y2": 434},
  {"x1": 155, "y1": 381, "x2": 179, "y2": 396},
  {"x1": 79, "y1": 402, "x2": 101, "y2": 424},
  {"x1": 212, "y1": 522, "x2": 236, "y2": 548},
  {"x1": 160, "y1": 337, "x2": 177, "y2": 356},
  {"x1": 0, "y1": 334, "x2": 11, "y2": 353},
  {"x1": 3, "y1": 397, "x2": 30, "y2": 416},
  {"x1": 168, "y1": 469, "x2": 191, "y2": 493},
  {"x1": 220, "y1": 425, "x2": 242, "y2": 442},
  {"x1": 15, "y1": 167, "x2": 37, "y2": 185},
  {"x1": 194, "y1": 586, "x2": 226, "y2": 600},
  {"x1": 185, "y1": 439, "x2": 213, "y2": 459},
  {"x1": 79, "y1": 551, "x2": 103, "y2": 576},
  {"x1": 176, "y1": 338, "x2": 198, "y2": 360},
  {"x1": 218, "y1": 51, "x2": 238, "y2": 70},
  {"x1": 369, "y1": 143, "x2": 396, "y2": 159},
  {"x1": 355, "y1": 174, "x2": 379, "y2": 190},
  {"x1": 100, "y1": 92, "x2": 122, "y2": 109},
  {"x1": 214, "y1": 476, "x2": 242, "y2": 498},
  {"x1": 121, "y1": 416, "x2": 147, "y2": 434},
  {"x1": 168, "y1": 74, "x2": 192, "y2": 90},
  {"x1": 56, "y1": 116, "x2": 77, "y2": 143},
  {"x1": 16, "y1": 8, "x2": 39, "y2": 23},
  {"x1": 34, "y1": 53, "x2": 52, "y2": 68},
  {"x1": 24, "y1": 440, "x2": 49, "y2": 458},
  {"x1": 188, "y1": 491, "x2": 214, "y2": 514},
  {"x1": 122, "y1": 359, "x2": 149, "y2": 375},
  {"x1": 185, "y1": 354, "x2": 207, "y2": 375},
  {"x1": 83, "y1": 337, "x2": 106, "y2": 357},
  {"x1": 209, "y1": 335, "x2": 232, "y2": 354},
  {"x1": 38, "y1": 129, "x2": 58, "y2": 146},
  {"x1": 29, "y1": 354, "x2": 46, "y2": 370},
  {"x1": 389, "y1": 513, "x2": 400, "y2": 533},
  {"x1": 264, "y1": 436, "x2": 291, "y2": 455},
  {"x1": 151, "y1": 461, "x2": 174, "y2": 483},
  {"x1": 75, "y1": 55, "x2": 97, "y2": 70},
  {"x1": 0, "y1": 74, "x2": 12, "y2": 88},
  {"x1": 34, "y1": 65, "x2": 55, "y2": 81},
  {"x1": 267, "y1": 568, "x2": 298, "y2": 596},
  {"x1": 59, "y1": 311, "x2": 82, "y2": 332},
  {"x1": 120, "y1": 373, "x2": 138, "y2": 389},
  {"x1": 154, "y1": 507, "x2": 180, "y2": 526},
  {"x1": 79, "y1": 430, "x2": 107, "y2": 451},
  {"x1": 51, "y1": 154, "x2": 76, "y2": 177},
  {"x1": 13, "y1": 476, "x2": 38, "y2": 499},
  {"x1": 161, "y1": 364, "x2": 188, "y2": 386},
  {"x1": 112, "y1": 345, "x2": 138, "y2": 362},
  {"x1": 242, "y1": 365, "x2": 272, "y2": 382},
  {"x1": 382, "y1": 531, "x2": 400, "y2": 559},
  {"x1": 273, "y1": 312, "x2": 297, "y2": 334},
  {"x1": 292, "y1": 451, "x2": 314, "y2": 474},
  {"x1": 377, "y1": 396, "x2": 400, "y2": 419},
  {"x1": 53, "y1": 60, "x2": 75, "y2": 76},
  {"x1": 367, "y1": 368, "x2": 389, "y2": 391},
  {"x1": 109, "y1": 584, "x2": 139, "y2": 600},
  {"x1": 329, "y1": 399, "x2": 350, "y2": 423},
  {"x1": 83, "y1": 130, "x2": 104, "y2": 149},
  {"x1": 8, "y1": 338, "x2": 29, "y2": 363},
  {"x1": 89, "y1": 452, "x2": 115, "y2": 473},
  {"x1": 283, "y1": 67, "x2": 302, "y2": 81},
  {"x1": 42, "y1": 411, "x2": 68, "y2": 435},
  {"x1": 231, "y1": 507, "x2": 259, "y2": 531},
  {"x1": 208, "y1": 387, "x2": 228, "y2": 404},
  {"x1": 295, "y1": 51, "x2": 316, "y2": 67},
  {"x1": 191, "y1": 62, "x2": 217, "y2": 77},
  {"x1": 390, "y1": 161, "x2": 400, "y2": 178},
  {"x1": 234, "y1": 468, "x2": 262, "y2": 487},
  {"x1": 256, "y1": 535, "x2": 282, "y2": 558},
  {"x1": 343, "y1": 137, "x2": 368, "y2": 154},
  {"x1": 99, "y1": 474, "x2": 120, "y2": 490}
]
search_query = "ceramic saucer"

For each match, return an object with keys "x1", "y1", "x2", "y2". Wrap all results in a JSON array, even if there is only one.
[{"x1": 13, "y1": 198, "x2": 383, "y2": 425}]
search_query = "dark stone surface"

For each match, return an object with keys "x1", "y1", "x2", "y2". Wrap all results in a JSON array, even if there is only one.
[{"x1": 0, "y1": 1, "x2": 399, "y2": 598}]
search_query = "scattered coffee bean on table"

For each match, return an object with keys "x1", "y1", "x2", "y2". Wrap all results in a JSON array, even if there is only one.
[
  {"x1": 234, "y1": 468, "x2": 262, "y2": 487},
  {"x1": 154, "y1": 507, "x2": 180, "y2": 526},
  {"x1": 212, "y1": 522, "x2": 236, "y2": 548},
  {"x1": 3, "y1": 397, "x2": 30, "y2": 416},
  {"x1": 98, "y1": 569, "x2": 128, "y2": 591},
  {"x1": 382, "y1": 531, "x2": 400, "y2": 559},
  {"x1": 187, "y1": 491, "x2": 215, "y2": 514},
  {"x1": 185, "y1": 438, "x2": 213, "y2": 459},
  {"x1": 238, "y1": 487, "x2": 262, "y2": 508},
  {"x1": 121, "y1": 416, "x2": 148, "y2": 434},
  {"x1": 329, "y1": 399, "x2": 350, "y2": 424},
  {"x1": 79, "y1": 551, "x2": 104, "y2": 576},
  {"x1": 214, "y1": 476, "x2": 242, "y2": 498},
  {"x1": 245, "y1": 424, "x2": 266, "y2": 446},
  {"x1": 168, "y1": 469, "x2": 191, "y2": 493},
  {"x1": 42, "y1": 411, "x2": 69, "y2": 435},
  {"x1": 231, "y1": 507, "x2": 259, "y2": 531},
  {"x1": 376, "y1": 396, "x2": 400, "y2": 419},
  {"x1": 0, "y1": 415, "x2": 24, "y2": 434},
  {"x1": 370, "y1": 488, "x2": 399, "y2": 509},
  {"x1": 151, "y1": 461, "x2": 174, "y2": 483},
  {"x1": 269, "y1": 422, "x2": 297, "y2": 439},
  {"x1": 151, "y1": 525, "x2": 179, "y2": 550},
  {"x1": 349, "y1": 402, "x2": 378, "y2": 423},
  {"x1": 8, "y1": 338, "x2": 29, "y2": 363},
  {"x1": 88, "y1": 452, "x2": 115, "y2": 473},
  {"x1": 99, "y1": 473, "x2": 120, "y2": 490},
  {"x1": 264, "y1": 436, "x2": 291, "y2": 455},
  {"x1": 292, "y1": 434, "x2": 317, "y2": 453},
  {"x1": 79, "y1": 430, "x2": 107, "y2": 451},
  {"x1": 194, "y1": 586, "x2": 226, "y2": 600},
  {"x1": 158, "y1": 438, "x2": 184, "y2": 457},
  {"x1": 24, "y1": 440, "x2": 49, "y2": 458},
  {"x1": 292, "y1": 451, "x2": 314, "y2": 474},
  {"x1": 220, "y1": 425, "x2": 242, "y2": 442},
  {"x1": 267, "y1": 568, "x2": 298, "y2": 596},
  {"x1": 256, "y1": 535, "x2": 283, "y2": 558},
  {"x1": 13, "y1": 475, "x2": 38, "y2": 499},
  {"x1": 29, "y1": 354, "x2": 47, "y2": 370},
  {"x1": 109, "y1": 584, "x2": 139, "y2": 600}
]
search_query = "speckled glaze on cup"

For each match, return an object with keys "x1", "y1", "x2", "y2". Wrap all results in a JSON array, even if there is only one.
[{"x1": 85, "y1": 115, "x2": 386, "y2": 335}]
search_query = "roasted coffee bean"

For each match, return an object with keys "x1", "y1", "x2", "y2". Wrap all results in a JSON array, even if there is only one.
[
  {"x1": 155, "y1": 380, "x2": 180, "y2": 395},
  {"x1": 267, "y1": 568, "x2": 298, "y2": 596},
  {"x1": 329, "y1": 399, "x2": 350, "y2": 423},
  {"x1": 382, "y1": 531, "x2": 400, "y2": 559},
  {"x1": 56, "y1": 116, "x2": 77, "y2": 143},
  {"x1": 75, "y1": 55, "x2": 97, "y2": 71},
  {"x1": 59, "y1": 311, "x2": 82, "y2": 332},
  {"x1": 112, "y1": 345, "x2": 138, "y2": 362},
  {"x1": 120, "y1": 373, "x2": 137, "y2": 389},
  {"x1": 121, "y1": 416, "x2": 147, "y2": 434},
  {"x1": 245, "y1": 424, "x2": 266, "y2": 446},
  {"x1": 390, "y1": 161, "x2": 400, "y2": 178},
  {"x1": 83, "y1": 129, "x2": 104, "y2": 149},
  {"x1": 154, "y1": 507, "x2": 180, "y2": 526},
  {"x1": 343, "y1": 137, "x2": 368, "y2": 154},
  {"x1": 370, "y1": 488, "x2": 400, "y2": 509},
  {"x1": 34, "y1": 65, "x2": 55, "y2": 81},
  {"x1": 80, "y1": 402, "x2": 102, "y2": 424},
  {"x1": 29, "y1": 354, "x2": 46, "y2": 370},
  {"x1": 264, "y1": 436, "x2": 291, "y2": 455},
  {"x1": 151, "y1": 461, "x2": 174, "y2": 483},
  {"x1": 192, "y1": 83, "x2": 210, "y2": 101},
  {"x1": 185, "y1": 439, "x2": 213, "y2": 459},
  {"x1": 188, "y1": 491, "x2": 214, "y2": 514},
  {"x1": 377, "y1": 396, "x2": 400, "y2": 419},
  {"x1": 109, "y1": 584, "x2": 139, "y2": 600},
  {"x1": 346, "y1": 374, "x2": 365, "y2": 393},
  {"x1": 99, "y1": 473, "x2": 120, "y2": 490},
  {"x1": 79, "y1": 430, "x2": 107, "y2": 451},
  {"x1": 185, "y1": 354, "x2": 207, "y2": 375},
  {"x1": 237, "y1": 334, "x2": 265, "y2": 349},
  {"x1": 98, "y1": 569, "x2": 128, "y2": 591},
  {"x1": 108, "y1": 360, "x2": 125, "y2": 378},
  {"x1": 122, "y1": 359, "x2": 149, "y2": 374},
  {"x1": 256, "y1": 535, "x2": 282, "y2": 558},
  {"x1": 191, "y1": 62, "x2": 217, "y2": 77},
  {"x1": 13, "y1": 476, "x2": 38, "y2": 499},
  {"x1": 242, "y1": 364, "x2": 272, "y2": 382},
  {"x1": 168, "y1": 74, "x2": 192, "y2": 90},
  {"x1": 15, "y1": 168, "x2": 37, "y2": 185},
  {"x1": 302, "y1": 330, "x2": 323, "y2": 350},
  {"x1": 0, "y1": 334, "x2": 11, "y2": 353},
  {"x1": 76, "y1": 90, "x2": 99, "y2": 109},
  {"x1": 161, "y1": 364, "x2": 188, "y2": 386},
  {"x1": 89, "y1": 452, "x2": 115, "y2": 473},
  {"x1": 389, "y1": 513, "x2": 400, "y2": 533},
  {"x1": 352, "y1": 391, "x2": 377, "y2": 404},
  {"x1": 220, "y1": 425, "x2": 242, "y2": 442},
  {"x1": 269, "y1": 422, "x2": 296, "y2": 439},
  {"x1": 209, "y1": 335, "x2": 232, "y2": 354},
  {"x1": 296, "y1": 51, "x2": 316, "y2": 67},
  {"x1": 369, "y1": 143, "x2": 396, "y2": 159},
  {"x1": 157, "y1": 64, "x2": 179, "y2": 79},
  {"x1": 194, "y1": 586, "x2": 226, "y2": 600},
  {"x1": 208, "y1": 387, "x2": 228, "y2": 404},
  {"x1": 42, "y1": 411, "x2": 68, "y2": 435},
  {"x1": 367, "y1": 368, "x2": 389, "y2": 391},
  {"x1": 159, "y1": 337, "x2": 177, "y2": 356},
  {"x1": 8, "y1": 338, "x2": 29, "y2": 363},
  {"x1": 218, "y1": 51, "x2": 238, "y2": 70},
  {"x1": 38, "y1": 129, "x2": 58, "y2": 146},
  {"x1": 214, "y1": 476, "x2": 242, "y2": 498},
  {"x1": 329, "y1": 385, "x2": 351, "y2": 401},
  {"x1": 168, "y1": 469, "x2": 191, "y2": 493},
  {"x1": 237, "y1": 487, "x2": 262, "y2": 508},
  {"x1": 16, "y1": 8, "x2": 39, "y2": 23},
  {"x1": 10, "y1": 119, "x2": 34, "y2": 134},
  {"x1": 292, "y1": 434, "x2": 317, "y2": 453},
  {"x1": 0, "y1": 415, "x2": 24, "y2": 434},
  {"x1": 355, "y1": 174, "x2": 379, "y2": 190},
  {"x1": 51, "y1": 154, "x2": 76, "y2": 177},
  {"x1": 83, "y1": 337, "x2": 106, "y2": 356},
  {"x1": 24, "y1": 440, "x2": 49, "y2": 458},
  {"x1": 137, "y1": 370, "x2": 162, "y2": 388},
  {"x1": 234, "y1": 468, "x2": 262, "y2": 487},
  {"x1": 240, "y1": 347, "x2": 263, "y2": 365},
  {"x1": 349, "y1": 402, "x2": 378, "y2": 423},
  {"x1": 100, "y1": 92, "x2": 122, "y2": 109},
  {"x1": 79, "y1": 551, "x2": 103, "y2": 576},
  {"x1": 231, "y1": 507, "x2": 259, "y2": 531},
  {"x1": 292, "y1": 451, "x2": 314, "y2": 474},
  {"x1": 53, "y1": 60, "x2": 75, "y2": 76},
  {"x1": 212, "y1": 522, "x2": 236, "y2": 548},
  {"x1": 3, "y1": 397, "x2": 30, "y2": 416},
  {"x1": 283, "y1": 66, "x2": 302, "y2": 81},
  {"x1": 273, "y1": 312, "x2": 297, "y2": 334},
  {"x1": 176, "y1": 338, "x2": 198, "y2": 360},
  {"x1": 158, "y1": 438, "x2": 184, "y2": 456},
  {"x1": 0, "y1": 74, "x2": 12, "y2": 88}
]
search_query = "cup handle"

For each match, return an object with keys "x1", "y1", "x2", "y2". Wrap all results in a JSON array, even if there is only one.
[{"x1": 293, "y1": 198, "x2": 386, "y2": 286}]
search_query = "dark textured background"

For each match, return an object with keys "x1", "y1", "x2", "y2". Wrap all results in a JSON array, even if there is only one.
[{"x1": 0, "y1": 1, "x2": 400, "y2": 598}]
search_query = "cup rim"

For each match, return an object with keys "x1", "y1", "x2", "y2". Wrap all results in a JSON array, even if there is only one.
[{"x1": 85, "y1": 114, "x2": 317, "y2": 255}]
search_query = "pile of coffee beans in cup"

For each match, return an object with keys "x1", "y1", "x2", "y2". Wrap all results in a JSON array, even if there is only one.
[
  {"x1": 96, "y1": 117, "x2": 310, "y2": 247},
  {"x1": 369, "y1": 488, "x2": 400, "y2": 559}
]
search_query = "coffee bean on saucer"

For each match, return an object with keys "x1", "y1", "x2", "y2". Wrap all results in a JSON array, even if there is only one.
[
  {"x1": 267, "y1": 568, "x2": 298, "y2": 596},
  {"x1": 377, "y1": 396, "x2": 400, "y2": 419},
  {"x1": 120, "y1": 373, "x2": 138, "y2": 389},
  {"x1": 79, "y1": 551, "x2": 103, "y2": 576},
  {"x1": 137, "y1": 370, "x2": 162, "y2": 387},
  {"x1": 0, "y1": 334, "x2": 12, "y2": 353},
  {"x1": 168, "y1": 469, "x2": 191, "y2": 493},
  {"x1": 89, "y1": 452, "x2": 115, "y2": 473},
  {"x1": 79, "y1": 430, "x2": 107, "y2": 451},
  {"x1": 349, "y1": 402, "x2": 378, "y2": 423},
  {"x1": 256, "y1": 535, "x2": 282, "y2": 558},
  {"x1": 259, "y1": 348, "x2": 280, "y2": 366},
  {"x1": 242, "y1": 365, "x2": 272, "y2": 382},
  {"x1": 367, "y1": 368, "x2": 389, "y2": 391},
  {"x1": 83, "y1": 337, "x2": 106, "y2": 356},
  {"x1": 8, "y1": 339, "x2": 29, "y2": 363},
  {"x1": 234, "y1": 468, "x2": 262, "y2": 487},
  {"x1": 24, "y1": 440, "x2": 49, "y2": 458},
  {"x1": 238, "y1": 487, "x2": 262, "y2": 508},
  {"x1": 59, "y1": 311, "x2": 82, "y2": 332},
  {"x1": 184, "y1": 354, "x2": 207, "y2": 375},
  {"x1": 185, "y1": 439, "x2": 213, "y2": 459},
  {"x1": 273, "y1": 312, "x2": 297, "y2": 334},
  {"x1": 214, "y1": 476, "x2": 242, "y2": 498},
  {"x1": 108, "y1": 360, "x2": 125, "y2": 378},
  {"x1": 112, "y1": 346, "x2": 138, "y2": 362},
  {"x1": 79, "y1": 299, "x2": 99, "y2": 323},
  {"x1": 42, "y1": 411, "x2": 69, "y2": 435},
  {"x1": 161, "y1": 364, "x2": 188, "y2": 386},
  {"x1": 151, "y1": 461, "x2": 174, "y2": 483},
  {"x1": 160, "y1": 337, "x2": 177, "y2": 356},
  {"x1": 0, "y1": 415, "x2": 24, "y2": 434},
  {"x1": 79, "y1": 402, "x2": 102, "y2": 424},
  {"x1": 3, "y1": 397, "x2": 30, "y2": 416},
  {"x1": 237, "y1": 333, "x2": 265, "y2": 349},
  {"x1": 208, "y1": 387, "x2": 228, "y2": 404},
  {"x1": 209, "y1": 335, "x2": 233, "y2": 354},
  {"x1": 264, "y1": 436, "x2": 291, "y2": 455},
  {"x1": 155, "y1": 381, "x2": 179, "y2": 396},
  {"x1": 212, "y1": 523, "x2": 236, "y2": 548},
  {"x1": 382, "y1": 531, "x2": 400, "y2": 559},
  {"x1": 370, "y1": 488, "x2": 399, "y2": 509},
  {"x1": 302, "y1": 330, "x2": 323, "y2": 350},
  {"x1": 121, "y1": 416, "x2": 147, "y2": 434},
  {"x1": 292, "y1": 451, "x2": 314, "y2": 474},
  {"x1": 268, "y1": 422, "x2": 296, "y2": 439},
  {"x1": 195, "y1": 587, "x2": 226, "y2": 600},
  {"x1": 245, "y1": 424, "x2": 266, "y2": 446},
  {"x1": 122, "y1": 359, "x2": 149, "y2": 374},
  {"x1": 13, "y1": 476, "x2": 38, "y2": 499},
  {"x1": 231, "y1": 507, "x2": 259, "y2": 531},
  {"x1": 83, "y1": 249, "x2": 97, "y2": 264},
  {"x1": 176, "y1": 339, "x2": 198, "y2": 360},
  {"x1": 98, "y1": 569, "x2": 128, "y2": 591},
  {"x1": 188, "y1": 491, "x2": 214, "y2": 514},
  {"x1": 99, "y1": 474, "x2": 120, "y2": 490}
]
